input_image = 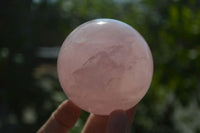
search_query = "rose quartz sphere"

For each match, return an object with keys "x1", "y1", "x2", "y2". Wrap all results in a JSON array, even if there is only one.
[{"x1": 57, "y1": 19, "x2": 153, "y2": 115}]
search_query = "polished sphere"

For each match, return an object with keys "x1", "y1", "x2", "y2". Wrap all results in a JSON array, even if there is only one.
[{"x1": 57, "y1": 19, "x2": 153, "y2": 115}]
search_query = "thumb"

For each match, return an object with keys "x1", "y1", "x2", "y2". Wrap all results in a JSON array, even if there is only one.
[{"x1": 106, "y1": 110, "x2": 128, "y2": 133}]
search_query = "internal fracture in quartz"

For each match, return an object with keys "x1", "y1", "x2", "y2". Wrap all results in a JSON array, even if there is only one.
[{"x1": 57, "y1": 19, "x2": 153, "y2": 115}]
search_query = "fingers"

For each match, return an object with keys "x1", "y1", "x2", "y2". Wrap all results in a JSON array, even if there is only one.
[
  {"x1": 53, "y1": 100, "x2": 81, "y2": 129},
  {"x1": 82, "y1": 105, "x2": 137, "y2": 133},
  {"x1": 37, "y1": 100, "x2": 81, "y2": 133},
  {"x1": 82, "y1": 114, "x2": 109, "y2": 133},
  {"x1": 106, "y1": 110, "x2": 128, "y2": 133},
  {"x1": 126, "y1": 105, "x2": 137, "y2": 132}
]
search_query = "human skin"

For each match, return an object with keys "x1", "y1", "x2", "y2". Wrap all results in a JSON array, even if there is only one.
[{"x1": 37, "y1": 100, "x2": 137, "y2": 133}]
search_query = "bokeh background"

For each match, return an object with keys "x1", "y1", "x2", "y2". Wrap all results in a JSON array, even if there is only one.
[{"x1": 1, "y1": 0, "x2": 200, "y2": 133}]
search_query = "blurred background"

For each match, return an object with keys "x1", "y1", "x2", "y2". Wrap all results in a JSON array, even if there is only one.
[{"x1": 0, "y1": 0, "x2": 200, "y2": 133}]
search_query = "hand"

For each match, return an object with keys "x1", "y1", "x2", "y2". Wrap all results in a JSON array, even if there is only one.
[{"x1": 37, "y1": 100, "x2": 137, "y2": 133}]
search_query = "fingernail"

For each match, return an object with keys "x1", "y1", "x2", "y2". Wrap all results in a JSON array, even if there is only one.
[{"x1": 107, "y1": 110, "x2": 128, "y2": 133}]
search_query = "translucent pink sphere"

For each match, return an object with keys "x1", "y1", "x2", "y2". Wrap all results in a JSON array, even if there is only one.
[{"x1": 57, "y1": 19, "x2": 153, "y2": 115}]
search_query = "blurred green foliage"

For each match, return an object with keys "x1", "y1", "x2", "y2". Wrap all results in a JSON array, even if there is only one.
[{"x1": 0, "y1": 0, "x2": 200, "y2": 133}]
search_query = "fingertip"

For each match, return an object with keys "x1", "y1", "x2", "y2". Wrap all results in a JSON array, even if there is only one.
[
  {"x1": 107, "y1": 110, "x2": 128, "y2": 133},
  {"x1": 126, "y1": 105, "x2": 137, "y2": 132},
  {"x1": 126, "y1": 105, "x2": 137, "y2": 122},
  {"x1": 82, "y1": 114, "x2": 109, "y2": 133},
  {"x1": 38, "y1": 100, "x2": 81, "y2": 133},
  {"x1": 53, "y1": 100, "x2": 82, "y2": 129}
]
